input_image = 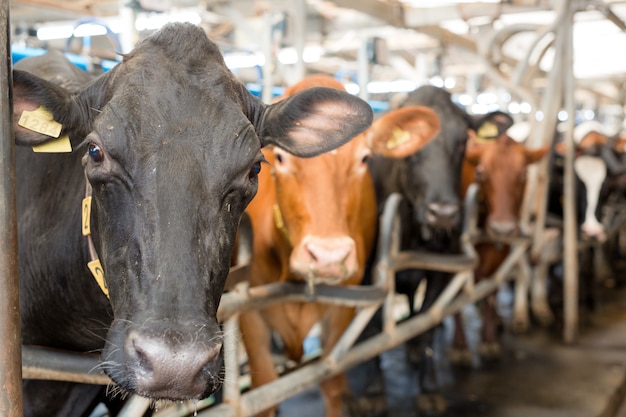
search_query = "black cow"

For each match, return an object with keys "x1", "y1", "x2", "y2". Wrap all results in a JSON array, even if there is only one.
[
  {"x1": 366, "y1": 85, "x2": 474, "y2": 414},
  {"x1": 14, "y1": 23, "x2": 373, "y2": 417}
]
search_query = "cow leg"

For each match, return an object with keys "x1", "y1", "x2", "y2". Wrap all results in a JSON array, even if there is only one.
[
  {"x1": 450, "y1": 312, "x2": 473, "y2": 366},
  {"x1": 378, "y1": 344, "x2": 419, "y2": 417},
  {"x1": 319, "y1": 305, "x2": 356, "y2": 417},
  {"x1": 239, "y1": 309, "x2": 280, "y2": 417},
  {"x1": 479, "y1": 294, "x2": 501, "y2": 360},
  {"x1": 530, "y1": 263, "x2": 554, "y2": 326},
  {"x1": 579, "y1": 246, "x2": 597, "y2": 311},
  {"x1": 512, "y1": 260, "x2": 531, "y2": 334},
  {"x1": 410, "y1": 272, "x2": 451, "y2": 393},
  {"x1": 23, "y1": 380, "x2": 104, "y2": 417}
]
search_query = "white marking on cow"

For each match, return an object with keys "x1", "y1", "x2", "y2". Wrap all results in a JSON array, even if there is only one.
[{"x1": 574, "y1": 156, "x2": 607, "y2": 240}]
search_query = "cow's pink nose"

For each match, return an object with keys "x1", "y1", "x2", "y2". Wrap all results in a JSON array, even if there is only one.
[
  {"x1": 126, "y1": 330, "x2": 221, "y2": 399},
  {"x1": 291, "y1": 236, "x2": 358, "y2": 282}
]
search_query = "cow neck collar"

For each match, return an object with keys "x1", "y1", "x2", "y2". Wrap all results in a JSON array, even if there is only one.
[
  {"x1": 272, "y1": 203, "x2": 292, "y2": 247},
  {"x1": 81, "y1": 155, "x2": 110, "y2": 299}
]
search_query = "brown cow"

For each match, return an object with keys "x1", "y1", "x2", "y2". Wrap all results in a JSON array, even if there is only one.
[
  {"x1": 453, "y1": 126, "x2": 548, "y2": 361},
  {"x1": 240, "y1": 74, "x2": 441, "y2": 417}
]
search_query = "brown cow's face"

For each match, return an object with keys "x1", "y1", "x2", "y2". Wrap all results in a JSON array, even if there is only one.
[
  {"x1": 466, "y1": 135, "x2": 548, "y2": 238},
  {"x1": 262, "y1": 103, "x2": 440, "y2": 286},
  {"x1": 268, "y1": 137, "x2": 373, "y2": 284}
]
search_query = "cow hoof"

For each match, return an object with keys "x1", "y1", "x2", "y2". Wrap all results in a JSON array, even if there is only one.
[
  {"x1": 511, "y1": 318, "x2": 528, "y2": 334},
  {"x1": 343, "y1": 393, "x2": 387, "y2": 417},
  {"x1": 449, "y1": 348, "x2": 473, "y2": 367},
  {"x1": 479, "y1": 342, "x2": 501, "y2": 360},
  {"x1": 417, "y1": 393, "x2": 447, "y2": 416}
]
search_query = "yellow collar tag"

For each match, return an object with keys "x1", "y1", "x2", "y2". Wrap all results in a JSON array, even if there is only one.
[
  {"x1": 19, "y1": 106, "x2": 63, "y2": 138},
  {"x1": 386, "y1": 127, "x2": 411, "y2": 149},
  {"x1": 32, "y1": 135, "x2": 72, "y2": 153},
  {"x1": 82, "y1": 196, "x2": 92, "y2": 236},
  {"x1": 272, "y1": 204, "x2": 292, "y2": 246},
  {"x1": 87, "y1": 259, "x2": 109, "y2": 298}
]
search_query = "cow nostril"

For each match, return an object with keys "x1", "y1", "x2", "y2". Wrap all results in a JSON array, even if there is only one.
[
  {"x1": 306, "y1": 240, "x2": 353, "y2": 265},
  {"x1": 426, "y1": 203, "x2": 460, "y2": 225},
  {"x1": 488, "y1": 221, "x2": 517, "y2": 237},
  {"x1": 132, "y1": 339, "x2": 154, "y2": 374}
]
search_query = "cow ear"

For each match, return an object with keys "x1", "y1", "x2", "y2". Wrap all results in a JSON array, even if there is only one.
[
  {"x1": 366, "y1": 106, "x2": 440, "y2": 158},
  {"x1": 258, "y1": 86, "x2": 373, "y2": 157},
  {"x1": 12, "y1": 70, "x2": 75, "y2": 147},
  {"x1": 525, "y1": 145, "x2": 549, "y2": 164}
]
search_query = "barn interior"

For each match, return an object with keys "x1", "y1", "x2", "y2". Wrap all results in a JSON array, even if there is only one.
[{"x1": 5, "y1": 1, "x2": 626, "y2": 417}]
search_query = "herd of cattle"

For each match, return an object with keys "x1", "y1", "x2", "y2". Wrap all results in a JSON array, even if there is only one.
[{"x1": 10, "y1": 22, "x2": 626, "y2": 417}]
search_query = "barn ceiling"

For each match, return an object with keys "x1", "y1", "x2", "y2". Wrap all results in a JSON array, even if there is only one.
[{"x1": 8, "y1": 0, "x2": 626, "y2": 121}]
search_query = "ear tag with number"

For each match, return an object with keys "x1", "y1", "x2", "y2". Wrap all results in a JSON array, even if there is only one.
[
  {"x1": 82, "y1": 196, "x2": 92, "y2": 236},
  {"x1": 32, "y1": 135, "x2": 72, "y2": 153},
  {"x1": 87, "y1": 259, "x2": 109, "y2": 298},
  {"x1": 19, "y1": 106, "x2": 63, "y2": 138}
]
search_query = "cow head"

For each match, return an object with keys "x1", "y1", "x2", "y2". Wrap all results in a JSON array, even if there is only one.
[
  {"x1": 393, "y1": 86, "x2": 478, "y2": 239},
  {"x1": 553, "y1": 121, "x2": 619, "y2": 242},
  {"x1": 465, "y1": 132, "x2": 548, "y2": 238},
  {"x1": 12, "y1": 24, "x2": 373, "y2": 400},
  {"x1": 255, "y1": 76, "x2": 440, "y2": 285}
]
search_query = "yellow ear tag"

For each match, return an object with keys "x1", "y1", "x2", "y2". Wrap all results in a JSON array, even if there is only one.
[
  {"x1": 82, "y1": 196, "x2": 92, "y2": 236},
  {"x1": 19, "y1": 106, "x2": 63, "y2": 138},
  {"x1": 87, "y1": 259, "x2": 109, "y2": 298},
  {"x1": 477, "y1": 122, "x2": 498, "y2": 142},
  {"x1": 32, "y1": 135, "x2": 72, "y2": 153},
  {"x1": 386, "y1": 127, "x2": 411, "y2": 149}
]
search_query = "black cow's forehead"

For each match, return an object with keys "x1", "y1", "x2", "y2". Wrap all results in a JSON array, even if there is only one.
[{"x1": 85, "y1": 22, "x2": 264, "y2": 186}]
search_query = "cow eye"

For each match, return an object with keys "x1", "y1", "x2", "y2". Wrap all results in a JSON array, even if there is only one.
[
  {"x1": 88, "y1": 143, "x2": 104, "y2": 163},
  {"x1": 249, "y1": 161, "x2": 262, "y2": 178}
]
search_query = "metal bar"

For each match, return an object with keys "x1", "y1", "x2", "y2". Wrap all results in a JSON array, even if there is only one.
[
  {"x1": 428, "y1": 272, "x2": 471, "y2": 323},
  {"x1": 217, "y1": 282, "x2": 387, "y2": 321},
  {"x1": 389, "y1": 251, "x2": 476, "y2": 273},
  {"x1": 562, "y1": 0, "x2": 579, "y2": 344},
  {"x1": 525, "y1": 0, "x2": 569, "y2": 260},
  {"x1": 21, "y1": 346, "x2": 109, "y2": 385},
  {"x1": 0, "y1": 2, "x2": 24, "y2": 415},
  {"x1": 327, "y1": 304, "x2": 381, "y2": 364},
  {"x1": 222, "y1": 315, "x2": 241, "y2": 409},
  {"x1": 117, "y1": 395, "x2": 152, "y2": 417}
]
